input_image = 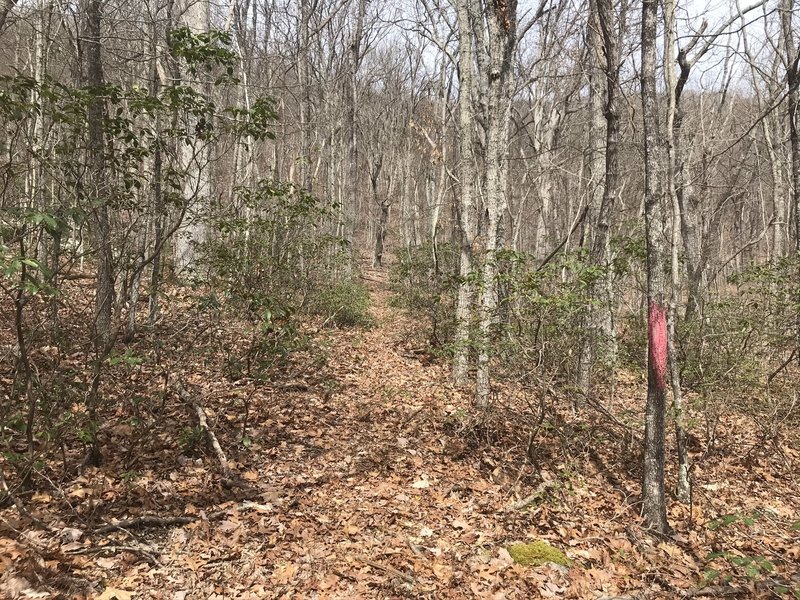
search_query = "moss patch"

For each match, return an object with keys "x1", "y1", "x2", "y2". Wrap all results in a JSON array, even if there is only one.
[{"x1": 506, "y1": 541, "x2": 572, "y2": 568}]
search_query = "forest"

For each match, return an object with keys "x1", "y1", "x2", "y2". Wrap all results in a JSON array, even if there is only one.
[{"x1": 1, "y1": 0, "x2": 799, "y2": 597}]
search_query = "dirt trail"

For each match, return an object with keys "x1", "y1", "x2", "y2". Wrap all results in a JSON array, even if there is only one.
[{"x1": 143, "y1": 269, "x2": 539, "y2": 599}]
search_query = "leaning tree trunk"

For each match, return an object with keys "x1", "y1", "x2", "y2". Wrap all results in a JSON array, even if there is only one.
[{"x1": 640, "y1": 0, "x2": 669, "y2": 534}]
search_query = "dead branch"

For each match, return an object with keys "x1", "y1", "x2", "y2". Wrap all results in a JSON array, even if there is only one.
[
  {"x1": 173, "y1": 380, "x2": 234, "y2": 479},
  {"x1": 0, "y1": 471, "x2": 57, "y2": 533},
  {"x1": 67, "y1": 544, "x2": 162, "y2": 566},
  {"x1": 356, "y1": 556, "x2": 415, "y2": 585},
  {"x1": 505, "y1": 479, "x2": 557, "y2": 511},
  {"x1": 91, "y1": 515, "x2": 197, "y2": 535}
]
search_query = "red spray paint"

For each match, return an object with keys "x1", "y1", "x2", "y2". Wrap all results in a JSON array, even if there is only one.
[{"x1": 648, "y1": 301, "x2": 668, "y2": 391}]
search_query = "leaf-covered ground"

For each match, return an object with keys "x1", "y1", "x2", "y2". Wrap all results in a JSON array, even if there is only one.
[{"x1": 2, "y1": 272, "x2": 800, "y2": 599}]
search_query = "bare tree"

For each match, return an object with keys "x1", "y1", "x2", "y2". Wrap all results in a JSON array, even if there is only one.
[
  {"x1": 640, "y1": 0, "x2": 669, "y2": 534},
  {"x1": 452, "y1": 0, "x2": 478, "y2": 386},
  {"x1": 577, "y1": 0, "x2": 626, "y2": 404}
]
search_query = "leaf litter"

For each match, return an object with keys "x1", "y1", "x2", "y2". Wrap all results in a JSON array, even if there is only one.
[{"x1": 1, "y1": 271, "x2": 799, "y2": 599}]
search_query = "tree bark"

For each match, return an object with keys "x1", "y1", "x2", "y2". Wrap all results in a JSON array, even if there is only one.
[
  {"x1": 86, "y1": 0, "x2": 113, "y2": 351},
  {"x1": 474, "y1": 0, "x2": 516, "y2": 408},
  {"x1": 664, "y1": 0, "x2": 690, "y2": 504},
  {"x1": 173, "y1": 0, "x2": 212, "y2": 276},
  {"x1": 577, "y1": 0, "x2": 622, "y2": 404},
  {"x1": 452, "y1": 0, "x2": 479, "y2": 386},
  {"x1": 640, "y1": 0, "x2": 669, "y2": 534}
]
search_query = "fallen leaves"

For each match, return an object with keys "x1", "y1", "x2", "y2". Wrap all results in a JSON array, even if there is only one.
[{"x1": 2, "y1": 276, "x2": 799, "y2": 599}]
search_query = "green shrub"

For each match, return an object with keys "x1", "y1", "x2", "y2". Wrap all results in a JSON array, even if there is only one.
[
  {"x1": 493, "y1": 249, "x2": 610, "y2": 384},
  {"x1": 679, "y1": 255, "x2": 800, "y2": 427},
  {"x1": 390, "y1": 242, "x2": 459, "y2": 347},
  {"x1": 311, "y1": 280, "x2": 373, "y2": 327},
  {"x1": 201, "y1": 179, "x2": 352, "y2": 379}
]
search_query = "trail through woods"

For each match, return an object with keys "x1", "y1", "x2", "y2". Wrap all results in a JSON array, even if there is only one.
[{"x1": 2, "y1": 272, "x2": 800, "y2": 599}]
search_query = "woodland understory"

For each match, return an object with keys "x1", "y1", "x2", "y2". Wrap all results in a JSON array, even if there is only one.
[
  {"x1": 0, "y1": 270, "x2": 799, "y2": 599},
  {"x1": 3, "y1": 0, "x2": 800, "y2": 597}
]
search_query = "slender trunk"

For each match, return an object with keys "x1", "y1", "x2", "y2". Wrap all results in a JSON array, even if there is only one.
[
  {"x1": 146, "y1": 0, "x2": 164, "y2": 327},
  {"x1": 664, "y1": 0, "x2": 690, "y2": 504},
  {"x1": 345, "y1": 0, "x2": 367, "y2": 251},
  {"x1": 780, "y1": 0, "x2": 800, "y2": 357},
  {"x1": 452, "y1": 0, "x2": 478, "y2": 386},
  {"x1": 474, "y1": 0, "x2": 516, "y2": 409},
  {"x1": 370, "y1": 155, "x2": 387, "y2": 267},
  {"x1": 578, "y1": 0, "x2": 621, "y2": 403},
  {"x1": 781, "y1": 0, "x2": 800, "y2": 251},
  {"x1": 86, "y1": 0, "x2": 113, "y2": 351},
  {"x1": 85, "y1": 0, "x2": 112, "y2": 466},
  {"x1": 298, "y1": 0, "x2": 311, "y2": 191},
  {"x1": 641, "y1": 0, "x2": 669, "y2": 534}
]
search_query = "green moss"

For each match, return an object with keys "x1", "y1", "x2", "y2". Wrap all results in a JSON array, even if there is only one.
[{"x1": 506, "y1": 541, "x2": 572, "y2": 568}]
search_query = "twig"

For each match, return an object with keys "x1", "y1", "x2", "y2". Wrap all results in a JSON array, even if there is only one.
[
  {"x1": 681, "y1": 585, "x2": 750, "y2": 598},
  {"x1": 355, "y1": 556, "x2": 415, "y2": 585},
  {"x1": 91, "y1": 501, "x2": 275, "y2": 537},
  {"x1": 0, "y1": 471, "x2": 56, "y2": 532},
  {"x1": 67, "y1": 544, "x2": 161, "y2": 566},
  {"x1": 767, "y1": 348, "x2": 797, "y2": 386},
  {"x1": 92, "y1": 515, "x2": 197, "y2": 535}
]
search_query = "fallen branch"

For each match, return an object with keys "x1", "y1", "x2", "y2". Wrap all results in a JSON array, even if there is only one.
[
  {"x1": 680, "y1": 585, "x2": 752, "y2": 598},
  {"x1": 355, "y1": 556, "x2": 415, "y2": 585},
  {"x1": 92, "y1": 515, "x2": 197, "y2": 535},
  {"x1": 505, "y1": 479, "x2": 557, "y2": 511},
  {"x1": 67, "y1": 544, "x2": 161, "y2": 566},
  {"x1": 0, "y1": 471, "x2": 56, "y2": 533},
  {"x1": 91, "y1": 501, "x2": 276, "y2": 537},
  {"x1": 173, "y1": 380, "x2": 245, "y2": 485}
]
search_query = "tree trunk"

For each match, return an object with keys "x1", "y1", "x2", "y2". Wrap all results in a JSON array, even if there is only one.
[
  {"x1": 577, "y1": 0, "x2": 621, "y2": 403},
  {"x1": 780, "y1": 0, "x2": 800, "y2": 357},
  {"x1": 474, "y1": 0, "x2": 516, "y2": 409},
  {"x1": 148, "y1": 0, "x2": 164, "y2": 326},
  {"x1": 781, "y1": 0, "x2": 800, "y2": 252},
  {"x1": 86, "y1": 0, "x2": 113, "y2": 351},
  {"x1": 452, "y1": 0, "x2": 479, "y2": 386},
  {"x1": 344, "y1": 0, "x2": 367, "y2": 251},
  {"x1": 640, "y1": 0, "x2": 669, "y2": 534},
  {"x1": 664, "y1": 0, "x2": 690, "y2": 504},
  {"x1": 173, "y1": 0, "x2": 212, "y2": 276},
  {"x1": 85, "y1": 0, "x2": 113, "y2": 467}
]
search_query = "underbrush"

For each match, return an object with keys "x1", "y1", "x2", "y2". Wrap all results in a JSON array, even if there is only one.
[
  {"x1": 0, "y1": 180, "x2": 373, "y2": 498},
  {"x1": 392, "y1": 242, "x2": 800, "y2": 456}
]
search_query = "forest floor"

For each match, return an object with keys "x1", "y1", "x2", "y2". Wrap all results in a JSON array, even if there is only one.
[{"x1": 2, "y1": 269, "x2": 800, "y2": 599}]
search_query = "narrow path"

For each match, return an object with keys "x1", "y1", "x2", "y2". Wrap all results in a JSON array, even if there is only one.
[{"x1": 153, "y1": 270, "x2": 551, "y2": 599}]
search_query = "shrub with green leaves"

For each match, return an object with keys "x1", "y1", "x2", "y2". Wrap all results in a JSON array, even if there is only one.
[
  {"x1": 390, "y1": 242, "x2": 459, "y2": 348},
  {"x1": 494, "y1": 249, "x2": 610, "y2": 384},
  {"x1": 200, "y1": 179, "x2": 361, "y2": 378},
  {"x1": 311, "y1": 280, "x2": 373, "y2": 328},
  {"x1": 679, "y1": 255, "x2": 800, "y2": 427}
]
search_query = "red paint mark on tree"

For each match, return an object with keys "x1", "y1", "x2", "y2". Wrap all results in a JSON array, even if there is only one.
[{"x1": 648, "y1": 301, "x2": 668, "y2": 391}]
